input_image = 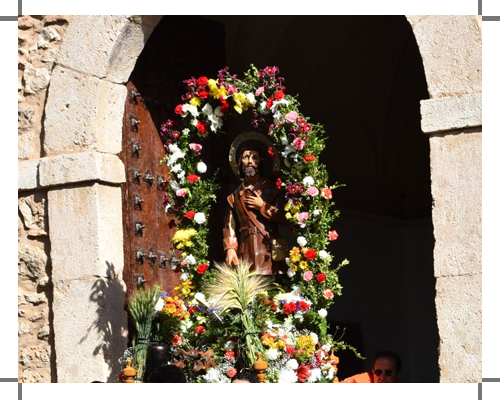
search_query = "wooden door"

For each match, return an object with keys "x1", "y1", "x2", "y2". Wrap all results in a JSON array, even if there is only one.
[{"x1": 120, "y1": 16, "x2": 226, "y2": 300}]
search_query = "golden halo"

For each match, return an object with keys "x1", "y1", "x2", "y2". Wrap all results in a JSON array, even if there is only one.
[{"x1": 229, "y1": 131, "x2": 281, "y2": 180}]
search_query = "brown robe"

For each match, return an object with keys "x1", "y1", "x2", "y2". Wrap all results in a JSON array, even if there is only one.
[{"x1": 223, "y1": 177, "x2": 288, "y2": 275}]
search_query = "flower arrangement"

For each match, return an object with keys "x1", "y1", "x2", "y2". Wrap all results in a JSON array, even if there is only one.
[{"x1": 124, "y1": 65, "x2": 360, "y2": 382}]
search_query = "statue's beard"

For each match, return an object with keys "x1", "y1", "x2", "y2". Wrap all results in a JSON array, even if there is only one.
[{"x1": 244, "y1": 166, "x2": 258, "y2": 177}]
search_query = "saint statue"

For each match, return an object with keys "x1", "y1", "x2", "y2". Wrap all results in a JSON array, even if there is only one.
[{"x1": 223, "y1": 132, "x2": 288, "y2": 275}]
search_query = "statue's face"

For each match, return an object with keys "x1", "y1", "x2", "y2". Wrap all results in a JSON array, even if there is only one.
[{"x1": 240, "y1": 150, "x2": 260, "y2": 177}]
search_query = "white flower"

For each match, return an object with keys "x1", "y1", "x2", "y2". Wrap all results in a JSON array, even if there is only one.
[
  {"x1": 302, "y1": 176, "x2": 315, "y2": 188},
  {"x1": 297, "y1": 236, "x2": 307, "y2": 247},
  {"x1": 194, "y1": 292, "x2": 206, "y2": 303},
  {"x1": 182, "y1": 128, "x2": 190, "y2": 136},
  {"x1": 282, "y1": 144, "x2": 296, "y2": 158},
  {"x1": 310, "y1": 332, "x2": 318, "y2": 344},
  {"x1": 266, "y1": 348, "x2": 279, "y2": 360},
  {"x1": 185, "y1": 254, "x2": 196, "y2": 265},
  {"x1": 280, "y1": 135, "x2": 289, "y2": 145},
  {"x1": 180, "y1": 273, "x2": 189, "y2": 281},
  {"x1": 270, "y1": 98, "x2": 289, "y2": 112},
  {"x1": 224, "y1": 340, "x2": 236, "y2": 350},
  {"x1": 313, "y1": 209, "x2": 322, "y2": 216},
  {"x1": 326, "y1": 365, "x2": 335, "y2": 380},
  {"x1": 259, "y1": 100, "x2": 270, "y2": 115},
  {"x1": 171, "y1": 164, "x2": 182, "y2": 173},
  {"x1": 278, "y1": 369, "x2": 298, "y2": 383},
  {"x1": 273, "y1": 110, "x2": 282, "y2": 125},
  {"x1": 214, "y1": 106, "x2": 223, "y2": 117},
  {"x1": 194, "y1": 212, "x2": 206, "y2": 224},
  {"x1": 208, "y1": 114, "x2": 223, "y2": 132},
  {"x1": 165, "y1": 204, "x2": 171, "y2": 214},
  {"x1": 169, "y1": 144, "x2": 182, "y2": 154},
  {"x1": 287, "y1": 268, "x2": 295, "y2": 278},
  {"x1": 319, "y1": 250, "x2": 329, "y2": 260},
  {"x1": 197, "y1": 161, "x2": 207, "y2": 174},
  {"x1": 167, "y1": 150, "x2": 185, "y2": 167},
  {"x1": 318, "y1": 308, "x2": 328, "y2": 318},
  {"x1": 246, "y1": 92, "x2": 256, "y2": 106},
  {"x1": 287, "y1": 358, "x2": 299, "y2": 370},
  {"x1": 294, "y1": 313, "x2": 304, "y2": 322},
  {"x1": 154, "y1": 298, "x2": 165, "y2": 312},
  {"x1": 308, "y1": 368, "x2": 322, "y2": 383},
  {"x1": 321, "y1": 344, "x2": 332, "y2": 353},
  {"x1": 182, "y1": 103, "x2": 199, "y2": 117},
  {"x1": 190, "y1": 118, "x2": 199, "y2": 127},
  {"x1": 170, "y1": 180, "x2": 180, "y2": 190},
  {"x1": 202, "y1": 103, "x2": 213, "y2": 115},
  {"x1": 285, "y1": 257, "x2": 291, "y2": 267},
  {"x1": 180, "y1": 318, "x2": 193, "y2": 333}
]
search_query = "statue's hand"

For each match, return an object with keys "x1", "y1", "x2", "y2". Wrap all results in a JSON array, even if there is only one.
[
  {"x1": 226, "y1": 249, "x2": 239, "y2": 267},
  {"x1": 245, "y1": 192, "x2": 264, "y2": 210}
]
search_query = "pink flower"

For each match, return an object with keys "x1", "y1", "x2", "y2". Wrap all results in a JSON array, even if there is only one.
[
  {"x1": 189, "y1": 143, "x2": 202, "y2": 153},
  {"x1": 292, "y1": 137, "x2": 305, "y2": 151},
  {"x1": 255, "y1": 87, "x2": 265, "y2": 96},
  {"x1": 328, "y1": 230, "x2": 339, "y2": 241},
  {"x1": 176, "y1": 189, "x2": 188, "y2": 197},
  {"x1": 321, "y1": 188, "x2": 332, "y2": 200},
  {"x1": 306, "y1": 186, "x2": 319, "y2": 196},
  {"x1": 323, "y1": 289, "x2": 334, "y2": 300},
  {"x1": 224, "y1": 351, "x2": 235, "y2": 362},
  {"x1": 303, "y1": 271, "x2": 313, "y2": 281},
  {"x1": 285, "y1": 111, "x2": 298, "y2": 123},
  {"x1": 227, "y1": 368, "x2": 237, "y2": 378},
  {"x1": 297, "y1": 212, "x2": 309, "y2": 227}
]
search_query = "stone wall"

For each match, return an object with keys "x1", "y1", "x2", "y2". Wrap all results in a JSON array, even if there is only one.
[{"x1": 18, "y1": 15, "x2": 72, "y2": 383}]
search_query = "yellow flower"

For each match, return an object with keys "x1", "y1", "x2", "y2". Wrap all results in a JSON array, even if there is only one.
[
  {"x1": 189, "y1": 96, "x2": 201, "y2": 107},
  {"x1": 207, "y1": 79, "x2": 227, "y2": 99},
  {"x1": 299, "y1": 261, "x2": 309, "y2": 270},
  {"x1": 233, "y1": 92, "x2": 249, "y2": 114},
  {"x1": 284, "y1": 202, "x2": 292, "y2": 211},
  {"x1": 173, "y1": 229, "x2": 197, "y2": 249},
  {"x1": 285, "y1": 212, "x2": 292, "y2": 220},
  {"x1": 289, "y1": 247, "x2": 302, "y2": 263}
]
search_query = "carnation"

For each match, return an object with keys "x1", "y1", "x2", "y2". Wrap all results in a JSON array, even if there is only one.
[
  {"x1": 266, "y1": 348, "x2": 279, "y2": 360},
  {"x1": 285, "y1": 110, "x2": 298, "y2": 123},
  {"x1": 297, "y1": 236, "x2": 307, "y2": 247},
  {"x1": 278, "y1": 369, "x2": 298, "y2": 383},
  {"x1": 319, "y1": 250, "x2": 329, "y2": 260},
  {"x1": 180, "y1": 273, "x2": 189, "y2": 281},
  {"x1": 310, "y1": 332, "x2": 318, "y2": 344},
  {"x1": 292, "y1": 137, "x2": 305, "y2": 151},
  {"x1": 185, "y1": 254, "x2": 196, "y2": 265},
  {"x1": 176, "y1": 188, "x2": 188, "y2": 197},
  {"x1": 302, "y1": 176, "x2": 315, "y2": 187},
  {"x1": 194, "y1": 212, "x2": 206, "y2": 224},
  {"x1": 189, "y1": 143, "x2": 202, "y2": 152},
  {"x1": 308, "y1": 368, "x2": 323, "y2": 383},
  {"x1": 287, "y1": 358, "x2": 299, "y2": 370},
  {"x1": 306, "y1": 186, "x2": 319, "y2": 196},
  {"x1": 197, "y1": 161, "x2": 207, "y2": 173},
  {"x1": 303, "y1": 271, "x2": 313, "y2": 281}
]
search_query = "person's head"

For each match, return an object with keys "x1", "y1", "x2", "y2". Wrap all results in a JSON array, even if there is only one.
[
  {"x1": 231, "y1": 370, "x2": 259, "y2": 383},
  {"x1": 148, "y1": 364, "x2": 187, "y2": 383},
  {"x1": 371, "y1": 351, "x2": 402, "y2": 383},
  {"x1": 236, "y1": 140, "x2": 270, "y2": 179}
]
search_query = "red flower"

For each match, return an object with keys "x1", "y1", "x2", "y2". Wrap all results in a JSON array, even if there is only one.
[
  {"x1": 227, "y1": 368, "x2": 237, "y2": 378},
  {"x1": 321, "y1": 187, "x2": 333, "y2": 200},
  {"x1": 304, "y1": 249, "x2": 317, "y2": 260},
  {"x1": 196, "y1": 263, "x2": 208, "y2": 274},
  {"x1": 188, "y1": 306, "x2": 196, "y2": 313},
  {"x1": 171, "y1": 334, "x2": 183, "y2": 347},
  {"x1": 317, "y1": 273, "x2": 326, "y2": 283},
  {"x1": 274, "y1": 90, "x2": 285, "y2": 100},
  {"x1": 298, "y1": 301, "x2": 309, "y2": 311},
  {"x1": 224, "y1": 351, "x2": 235, "y2": 362},
  {"x1": 303, "y1": 155, "x2": 316, "y2": 164},
  {"x1": 174, "y1": 104, "x2": 184, "y2": 115},
  {"x1": 268, "y1": 146, "x2": 276, "y2": 158},
  {"x1": 283, "y1": 302, "x2": 297, "y2": 315},
  {"x1": 296, "y1": 364, "x2": 311, "y2": 383},
  {"x1": 195, "y1": 325, "x2": 206, "y2": 335},
  {"x1": 285, "y1": 345, "x2": 296, "y2": 356},
  {"x1": 184, "y1": 210, "x2": 196, "y2": 219},
  {"x1": 198, "y1": 89, "x2": 209, "y2": 99},
  {"x1": 266, "y1": 97, "x2": 274, "y2": 109},
  {"x1": 328, "y1": 230, "x2": 339, "y2": 241},
  {"x1": 276, "y1": 178, "x2": 282, "y2": 189},
  {"x1": 187, "y1": 174, "x2": 200, "y2": 184},
  {"x1": 219, "y1": 96, "x2": 230, "y2": 113},
  {"x1": 196, "y1": 120, "x2": 208, "y2": 134},
  {"x1": 197, "y1": 76, "x2": 208, "y2": 86}
]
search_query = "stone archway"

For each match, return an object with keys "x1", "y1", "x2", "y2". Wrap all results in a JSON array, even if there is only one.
[{"x1": 34, "y1": 15, "x2": 481, "y2": 382}]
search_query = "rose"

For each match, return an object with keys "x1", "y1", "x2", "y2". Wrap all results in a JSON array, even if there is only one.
[
  {"x1": 319, "y1": 250, "x2": 329, "y2": 260},
  {"x1": 266, "y1": 97, "x2": 274, "y2": 109},
  {"x1": 274, "y1": 90, "x2": 285, "y2": 100},
  {"x1": 184, "y1": 210, "x2": 196, "y2": 219},
  {"x1": 176, "y1": 189, "x2": 188, "y2": 197},
  {"x1": 323, "y1": 289, "x2": 334, "y2": 299},
  {"x1": 303, "y1": 271, "x2": 313, "y2": 281},
  {"x1": 304, "y1": 249, "x2": 316, "y2": 260},
  {"x1": 297, "y1": 236, "x2": 307, "y2": 247},
  {"x1": 189, "y1": 142, "x2": 202, "y2": 153},
  {"x1": 224, "y1": 350, "x2": 235, "y2": 362},
  {"x1": 196, "y1": 264, "x2": 208, "y2": 274},
  {"x1": 187, "y1": 174, "x2": 200, "y2": 184},
  {"x1": 171, "y1": 334, "x2": 183, "y2": 347},
  {"x1": 298, "y1": 301, "x2": 310, "y2": 311},
  {"x1": 285, "y1": 111, "x2": 298, "y2": 123},
  {"x1": 306, "y1": 186, "x2": 319, "y2": 196},
  {"x1": 197, "y1": 76, "x2": 208, "y2": 86},
  {"x1": 194, "y1": 212, "x2": 206, "y2": 224},
  {"x1": 198, "y1": 89, "x2": 209, "y2": 99},
  {"x1": 321, "y1": 187, "x2": 333, "y2": 200},
  {"x1": 292, "y1": 137, "x2": 305, "y2": 151},
  {"x1": 195, "y1": 325, "x2": 206, "y2": 335},
  {"x1": 283, "y1": 302, "x2": 297, "y2": 315},
  {"x1": 303, "y1": 155, "x2": 316, "y2": 164},
  {"x1": 220, "y1": 96, "x2": 230, "y2": 113},
  {"x1": 174, "y1": 104, "x2": 184, "y2": 115},
  {"x1": 317, "y1": 273, "x2": 326, "y2": 282},
  {"x1": 196, "y1": 120, "x2": 208, "y2": 134},
  {"x1": 318, "y1": 308, "x2": 328, "y2": 318},
  {"x1": 328, "y1": 230, "x2": 339, "y2": 241},
  {"x1": 227, "y1": 368, "x2": 237, "y2": 378}
]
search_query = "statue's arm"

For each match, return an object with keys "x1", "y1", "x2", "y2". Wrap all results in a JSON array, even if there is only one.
[{"x1": 223, "y1": 196, "x2": 239, "y2": 266}]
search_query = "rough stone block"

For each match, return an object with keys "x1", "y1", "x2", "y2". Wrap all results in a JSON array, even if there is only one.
[
  {"x1": 18, "y1": 159, "x2": 40, "y2": 191},
  {"x1": 53, "y1": 278, "x2": 128, "y2": 382},
  {"x1": 421, "y1": 94, "x2": 482, "y2": 133},
  {"x1": 435, "y1": 274, "x2": 481, "y2": 382},
  {"x1": 430, "y1": 130, "x2": 482, "y2": 277},
  {"x1": 18, "y1": 242, "x2": 48, "y2": 280},
  {"x1": 39, "y1": 153, "x2": 125, "y2": 187},
  {"x1": 48, "y1": 184, "x2": 124, "y2": 281}
]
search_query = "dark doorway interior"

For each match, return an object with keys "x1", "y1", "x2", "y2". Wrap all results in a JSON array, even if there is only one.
[{"x1": 133, "y1": 15, "x2": 439, "y2": 382}]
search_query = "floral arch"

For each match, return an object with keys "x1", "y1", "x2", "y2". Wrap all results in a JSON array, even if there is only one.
[{"x1": 126, "y1": 65, "x2": 356, "y2": 383}]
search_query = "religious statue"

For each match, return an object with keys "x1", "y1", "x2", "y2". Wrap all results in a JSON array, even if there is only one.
[{"x1": 223, "y1": 132, "x2": 288, "y2": 275}]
